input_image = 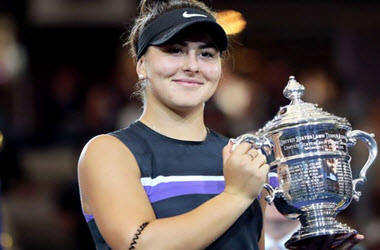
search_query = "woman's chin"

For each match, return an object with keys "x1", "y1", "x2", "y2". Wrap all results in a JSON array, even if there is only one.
[{"x1": 168, "y1": 100, "x2": 205, "y2": 112}]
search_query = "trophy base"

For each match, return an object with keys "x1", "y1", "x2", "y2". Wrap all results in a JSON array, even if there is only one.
[
  {"x1": 285, "y1": 203, "x2": 358, "y2": 249},
  {"x1": 285, "y1": 229, "x2": 357, "y2": 249}
]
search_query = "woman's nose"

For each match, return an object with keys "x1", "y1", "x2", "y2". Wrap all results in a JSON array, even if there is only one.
[{"x1": 182, "y1": 53, "x2": 199, "y2": 73}]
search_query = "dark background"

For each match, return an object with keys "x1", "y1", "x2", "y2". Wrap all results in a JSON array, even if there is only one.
[{"x1": 1, "y1": 0, "x2": 380, "y2": 249}]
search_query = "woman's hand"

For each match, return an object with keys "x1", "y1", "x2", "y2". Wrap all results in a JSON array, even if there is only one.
[
  {"x1": 335, "y1": 234, "x2": 364, "y2": 250},
  {"x1": 295, "y1": 231, "x2": 364, "y2": 249},
  {"x1": 222, "y1": 141, "x2": 270, "y2": 203}
]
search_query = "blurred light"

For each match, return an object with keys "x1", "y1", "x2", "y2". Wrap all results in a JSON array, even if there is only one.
[
  {"x1": 214, "y1": 80, "x2": 252, "y2": 119},
  {"x1": 216, "y1": 10, "x2": 246, "y2": 35},
  {"x1": 0, "y1": 232, "x2": 13, "y2": 248},
  {"x1": 0, "y1": 131, "x2": 3, "y2": 149},
  {"x1": 299, "y1": 69, "x2": 337, "y2": 105}
]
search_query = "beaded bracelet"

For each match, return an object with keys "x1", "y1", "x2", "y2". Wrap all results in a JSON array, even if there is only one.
[{"x1": 129, "y1": 222, "x2": 149, "y2": 250}]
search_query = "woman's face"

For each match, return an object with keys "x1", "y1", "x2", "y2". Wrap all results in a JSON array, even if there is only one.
[{"x1": 137, "y1": 32, "x2": 222, "y2": 111}]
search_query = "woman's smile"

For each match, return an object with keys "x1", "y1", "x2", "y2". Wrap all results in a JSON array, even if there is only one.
[{"x1": 173, "y1": 78, "x2": 204, "y2": 87}]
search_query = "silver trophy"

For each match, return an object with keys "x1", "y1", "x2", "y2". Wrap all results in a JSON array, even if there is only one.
[{"x1": 232, "y1": 76, "x2": 378, "y2": 249}]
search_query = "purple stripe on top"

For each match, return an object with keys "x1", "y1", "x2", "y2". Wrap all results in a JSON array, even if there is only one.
[{"x1": 144, "y1": 180, "x2": 225, "y2": 203}]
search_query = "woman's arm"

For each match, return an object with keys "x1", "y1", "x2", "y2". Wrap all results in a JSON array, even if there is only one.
[
  {"x1": 78, "y1": 135, "x2": 269, "y2": 250},
  {"x1": 258, "y1": 189, "x2": 268, "y2": 250}
]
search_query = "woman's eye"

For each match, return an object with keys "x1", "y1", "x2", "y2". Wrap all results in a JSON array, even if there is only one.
[
  {"x1": 168, "y1": 47, "x2": 183, "y2": 54},
  {"x1": 200, "y1": 51, "x2": 215, "y2": 58}
]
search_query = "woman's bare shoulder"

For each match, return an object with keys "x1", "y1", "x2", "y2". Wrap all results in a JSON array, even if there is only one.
[
  {"x1": 77, "y1": 134, "x2": 155, "y2": 248},
  {"x1": 82, "y1": 134, "x2": 127, "y2": 153},
  {"x1": 78, "y1": 133, "x2": 140, "y2": 176}
]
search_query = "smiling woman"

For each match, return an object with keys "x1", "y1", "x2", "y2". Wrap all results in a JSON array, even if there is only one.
[
  {"x1": 138, "y1": 33, "x2": 222, "y2": 114},
  {"x1": 77, "y1": 0, "x2": 270, "y2": 250}
]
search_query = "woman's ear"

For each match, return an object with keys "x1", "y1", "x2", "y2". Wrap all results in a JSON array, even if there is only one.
[{"x1": 136, "y1": 56, "x2": 146, "y2": 79}]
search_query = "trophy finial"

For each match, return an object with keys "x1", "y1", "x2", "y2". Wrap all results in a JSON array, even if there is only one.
[{"x1": 283, "y1": 76, "x2": 305, "y2": 104}]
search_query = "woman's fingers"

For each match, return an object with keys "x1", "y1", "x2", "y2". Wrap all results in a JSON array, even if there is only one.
[
  {"x1": 251, "y1": 153, "x2": 266, "y2": 166},
  {"x1": 336, "y1": 234, "x2": 364, "y2": 250},
  {"x1": 223, "y1": 141, "x2": 270, "y2": 201},
  {"x1": 231, "y1": 142, "x2": 252, "y2": 155},
  {"x1": 226, "y1": 142, "x2": 266, "y2": 168},
  {"x1": 231, "y1": 142, "x2": 263, "y2": 160},
  {"x1": 246, "y1": 148, "x2": 259, "y2": 161},
  {"x1": 222, "y1": 141, "x2": 233, "y2": 165}
]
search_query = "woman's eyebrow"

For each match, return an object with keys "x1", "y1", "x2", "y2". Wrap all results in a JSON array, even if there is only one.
[
  {"x1": 170, "y1": 41, "x2": 217, "y2": 49},
  {"x1": 199, "y1": 43, "x2": 217, "y2": 49},
  {"x1": 169, "y1": 41, "x2": 186, "y2": 46}
]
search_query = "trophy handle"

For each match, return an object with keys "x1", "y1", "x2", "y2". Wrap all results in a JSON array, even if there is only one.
[
  {"x1": 231, "y1": 133, "x2": 273, "y2": 152},
  {"x1": 263, "y1": 172, "x2": 284, "y2": 204},
  {"x1": 231, "y1": 134, "x2": 279, "y2": 204},
  {"x1": 346, "y1": 130, "x2": 378, "y2": 202},
  {"x1": 263, "y1": 183, "x2": 276, "y2": 204}
]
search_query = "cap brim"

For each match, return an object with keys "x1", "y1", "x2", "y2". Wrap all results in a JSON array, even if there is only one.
[{"x1": 151, "y1": 20, "x2": 228, "y2": 52}]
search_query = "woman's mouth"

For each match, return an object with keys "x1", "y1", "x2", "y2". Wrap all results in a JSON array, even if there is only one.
[{"x1": 173, "y1": 79, "x2": 203, "y2": 87}]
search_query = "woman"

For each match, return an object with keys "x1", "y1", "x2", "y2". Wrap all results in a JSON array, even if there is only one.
[
  {"x1": 78, "y1": 0, "x2": 362, "y2": 249},
  {"x1": 78, "y1": 0, "x2": 268, "y2": 249}
]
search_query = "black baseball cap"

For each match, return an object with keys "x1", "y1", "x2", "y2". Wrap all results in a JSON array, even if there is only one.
[{"x1": 137, "y1": 8, "x2": 228, "y2": 59}]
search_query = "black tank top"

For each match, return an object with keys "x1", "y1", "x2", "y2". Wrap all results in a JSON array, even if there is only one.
[{"x1": 85, "y1": 121, "x2": 263, "y2": 249}]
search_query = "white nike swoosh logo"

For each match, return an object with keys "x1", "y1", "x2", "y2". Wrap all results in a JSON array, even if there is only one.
[{"x1": 182, "y1": 11, "x2": 207, "y2": 18}]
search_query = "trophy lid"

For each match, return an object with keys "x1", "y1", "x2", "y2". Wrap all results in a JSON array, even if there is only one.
[{"x1": 259, "y1": 76, "x2": 351, "y2": 133}]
